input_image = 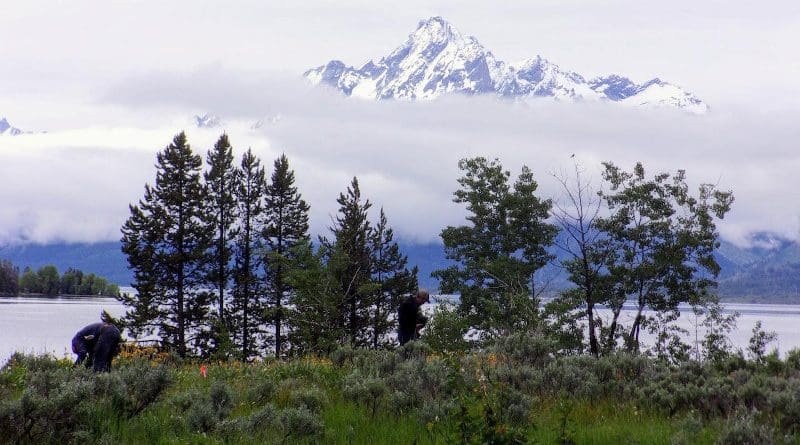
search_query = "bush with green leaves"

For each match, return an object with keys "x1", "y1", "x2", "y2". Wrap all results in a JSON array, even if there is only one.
[
  {"x1": 421, "y1": 301, "x2": 471, "y2": 353},
  {"x1": 184, "y1": 380, "x2": 235, "y2": 433},
  {"x1": 94, "y1": 358, "x2": 173, "y2": 418},
  {"x1": 342, "y1": 371, "x2": 389, "y2": 417},
  {"x1": 278, "y1": 407, "x2": 323, "y2": 440},
  {"x1": 490, "y1": 331, "x2": 556, "y2": 368},
  {"x1": 716, "y1": 409, "x2": 776, "y2": 445},
  {"x1": 0, "y1": 364, "x2": 95, "y2": 443}
]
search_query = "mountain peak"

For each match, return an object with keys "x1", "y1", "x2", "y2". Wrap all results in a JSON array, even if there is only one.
[
  {"x1": 0, "y1": 117, "x2": 24, "y2": 136},
  {"x1": 305, "y1": 18, "x2": 707, "y2": 112},
  {"x1": 413, "y1": 16, "x2": 462, "y2": 42}
]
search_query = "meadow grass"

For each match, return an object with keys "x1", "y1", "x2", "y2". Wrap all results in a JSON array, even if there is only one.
[{"x1": 0, "y1": 350, "x2": 741, "y2": 444}]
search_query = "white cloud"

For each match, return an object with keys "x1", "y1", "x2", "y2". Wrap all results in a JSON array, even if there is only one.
[{"x1": 1, "y1": 70, "x2": 798, "y2": 247}]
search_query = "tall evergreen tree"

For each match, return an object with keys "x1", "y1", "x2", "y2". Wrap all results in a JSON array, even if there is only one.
[
  {"x1": 433, "y1": 157, "x2": 558, "y2": 340},
  {"x1": 230, "y1": 148, "x2": 266, "y2": 359},
  {"x1": 121, "y1": 132, "x2": 212, "y2": 357},
  {"x1": 369, "y1": 208, "x2": 418, "y2": 349},
  {"x1": 262, "y1": 154, "x2": 310, "y2": 357},
  {"x1": 286, "y1": 241, "x2": 346, "y2": 355},
  {"x1": 204, "y1": 134, "x2": 239, "y2": 327},
  {"x1": 322, "y1": 177, "x2": 374, "y2": 347},
  {"x1": 0, "y1": 259, "x2": 19, "y2": 296}
]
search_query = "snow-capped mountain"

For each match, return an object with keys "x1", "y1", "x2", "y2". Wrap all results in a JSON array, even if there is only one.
[
  {"x1": 305, "y1": 17, "x2": 707, "y2": 113},
  {"x1": 0, "y1": 117, "x2": 23, "y2": 136}
]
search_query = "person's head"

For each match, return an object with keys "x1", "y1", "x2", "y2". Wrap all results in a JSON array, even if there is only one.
[{"x1": 415, "y1": 289, "x2": 430, "y2": 305}]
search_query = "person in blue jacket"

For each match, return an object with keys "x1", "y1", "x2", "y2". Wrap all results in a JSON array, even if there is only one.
[{"x1": 71, "y1": 322, "x2": 122, "y2": 372}]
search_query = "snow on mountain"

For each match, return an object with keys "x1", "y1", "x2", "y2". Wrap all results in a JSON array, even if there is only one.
[
  {"x1": 0, "y1": 117, "x2": 23, "y2": 136},
  {"x1": 305, "y1": 17, "x2": 708, "y2": 113},
  {"x1": 194, "y1": 113, "x2": 222, "y2": 128}
]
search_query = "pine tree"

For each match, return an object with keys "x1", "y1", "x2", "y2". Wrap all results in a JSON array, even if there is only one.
[
  {"x1": 322, "y1": 177, "x2": 374, "y2": 347},
  {"x1": 121, "y1": 132, "x2": 212, "y2": 357},
  {"x1": 230, "y1": 148, "x2": 266, "y2": 359},
  {"x1": 369, "y1": 208, "x2": 418, "y2": 348},
  {"x1": 286, "y1": 241, "x2": 345, "y2": 355},
  {"x1": 204, "y1": 134, "x2": 239, "y2": 328},
  {"x1": 262, "y1": 154, "x2": 310, "y2": 357}
]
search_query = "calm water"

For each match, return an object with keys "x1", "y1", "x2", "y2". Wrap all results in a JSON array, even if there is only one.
[
  {"x1": 2, "y1": 295, "x2": 800, "y2": 363},
  {"x1": 0, "y1": 295, "x2": 127, "y2": 362}
]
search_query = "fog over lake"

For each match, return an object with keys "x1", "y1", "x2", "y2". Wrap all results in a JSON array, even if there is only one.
[{"x1": 3, "y1": 295, "x2": 800, "y2": 363}]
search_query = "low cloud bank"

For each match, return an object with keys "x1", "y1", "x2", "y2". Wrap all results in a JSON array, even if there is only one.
[{"x1": 1, "y1": 69, "x2": 798, "y2": 247}]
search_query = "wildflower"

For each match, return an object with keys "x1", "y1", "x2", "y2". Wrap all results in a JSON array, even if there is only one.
[{"x1": 200, "y1": 364, "x2": 208, "y2": 378}]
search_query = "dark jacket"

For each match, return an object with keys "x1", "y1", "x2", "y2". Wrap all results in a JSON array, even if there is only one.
[
  {"x1": 397, "y1": 296, "x2": 427, "y2": 345},
  {"x1": 72, "y1": 322, "x2": 121, "y2": 372}
]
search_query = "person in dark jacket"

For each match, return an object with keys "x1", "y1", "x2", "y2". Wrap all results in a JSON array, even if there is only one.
[
  {"x1": 397, "y1": 290, "x2": 430, "y2": 345},
  {"x1": 72, "y1": 322, "x2": 122, "y2": 372}
]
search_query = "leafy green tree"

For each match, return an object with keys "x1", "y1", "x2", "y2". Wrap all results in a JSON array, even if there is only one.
[
  {"x1": 19, "y1": 267, "x2": 41, "y2": 293},
  {"x1": 322, "y1": 177, "x2": 375, "y2": 347},
  {"x1": 747, "y1": 320, "x2": 777, "y2": 364},
  {"x1": 59, "y1": 268, "x2": 83, "y2": 295},
  {"x1": 230, "y1": 148, "x2": 266, "y2": 359},
  {"x1": 37, "y1": 265, "x2": 60, "y2": 296},
  {"x1": 597, "y1": 162, "x2": 733, "y2": 353},
  {"x1": 262, "y1": 154, "x2": 310, "y2": 357},
  {"x1": 692, "y1": 296, "x2": 739, "y2": 362},
  {"x1": 121, "y1": 131, "x2": 212, "y2": 357},
  {"x1": 204, "y1": 134, "x2": 239, "y2": 327},
  {"x1": 369, "y1": 208, "x2": 417, "y2": 348},
  {"x1": 0, "y1": 259, "x2": 19, "y2": 296},
  {"x1": 433, "y1": 157, "x2": 557, "y2": 340}
]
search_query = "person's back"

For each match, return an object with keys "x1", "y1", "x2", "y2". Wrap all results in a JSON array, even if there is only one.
[
  {"x1": 397, "y1": 290, "x2": 429, "y2": 345},
  {"x1": 72, "y1": 322, "x2": 122, "y2": 372}
]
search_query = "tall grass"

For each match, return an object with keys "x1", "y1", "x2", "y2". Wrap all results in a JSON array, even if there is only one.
[{"x1": 4, "y1": 342, "x2": 800, "y2": 444}]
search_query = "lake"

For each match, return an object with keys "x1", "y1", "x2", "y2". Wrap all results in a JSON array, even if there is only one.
[
  {"x1": 0, "y1": 295, "x2": 127, "y2": 363},
  {"x1": 2, "y1": 295, "x2": 800, "y2": 363}
]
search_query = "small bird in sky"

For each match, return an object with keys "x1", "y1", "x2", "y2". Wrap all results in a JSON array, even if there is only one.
[{"x1": 570, "y1": 153, "x2": 575, "y2": 158}]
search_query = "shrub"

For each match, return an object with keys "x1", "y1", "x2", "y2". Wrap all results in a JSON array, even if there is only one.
[
  {"x1": 279, "y1": 407, "x2": 323, "y2": 439},
  {"x1": 342, "y1": 371, "x2": 388, "y2": 417},
  {"x1": 289, "y1": 387, "x2": 328, "y2": 413},
  {"x1": 96, "y1": 359, "x2": 173, "y2": 418},
  {"x1": 247, "y1": 378, "x2": 277, "y2": 405},
  {"x1": 210, "y1": 381, "x2": 234, "y2": 420},
  {"x1": 421, "y1": 301, "x2": 471, "y2": 353},
  {"x1": 716, "y1": 410, "x2": 775, "y2": 445},
  {"x1": 490, "y1": 332, "x2": 556, "y2": 368},
  {"x1": 187, "y1": 401, "x2": 218, "y2": 433}
]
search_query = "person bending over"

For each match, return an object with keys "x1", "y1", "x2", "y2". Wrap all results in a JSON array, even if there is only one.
[
  {"x1": 72, "y1": 322, "x2": 122, "y2": 372},
  {"x1": 397, "y1": 290, "x2": 430, "y2": 346}
]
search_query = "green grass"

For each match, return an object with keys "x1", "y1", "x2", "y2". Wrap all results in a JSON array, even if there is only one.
[{"x1": 0, "y1": 353, "x2": 732, "y2": 445}]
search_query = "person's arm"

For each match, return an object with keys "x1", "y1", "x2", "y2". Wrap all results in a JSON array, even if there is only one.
[
  {"x1": 72, "y1": 324, "x2": 99, "y2": 366},
  {"x1": 72, "y1": 335, "x2": 89, "y2": 366}
]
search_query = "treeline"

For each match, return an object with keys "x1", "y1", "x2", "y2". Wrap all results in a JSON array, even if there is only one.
[
  {"x1": 122, "y1": 132, "x2": 736, "y2": 364},
  {"x1": 0, "y1": 260, "x2": 120, "y2": 297},
  {"x1": 120, "y1": 133, "x2": 416, "y2": 359}
]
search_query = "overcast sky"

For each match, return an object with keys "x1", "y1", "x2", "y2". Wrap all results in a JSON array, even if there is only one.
[{"x1": 0, "y1": 1, "x2": 799, "y2": 247}]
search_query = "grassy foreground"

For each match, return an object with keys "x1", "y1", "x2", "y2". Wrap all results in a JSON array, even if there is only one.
[{"x1": 2, "y1": 338, "x2": 798, "y2": 444}]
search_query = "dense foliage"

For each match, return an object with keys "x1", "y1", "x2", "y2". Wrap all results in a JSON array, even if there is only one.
[
  {"x1": 3, "y1": 331, "x2": 800, "y2": 444},
  {"x1": 121, "y1": 133, "x2": 415, "y2": 358},
  {"x1": 0, "y1": 260, "x2": 119, "y2": 297}
]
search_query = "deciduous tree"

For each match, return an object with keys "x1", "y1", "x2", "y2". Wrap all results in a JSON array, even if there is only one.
[{"x1": 434, "y1": 157, "x2": 557, "y2": 339}]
